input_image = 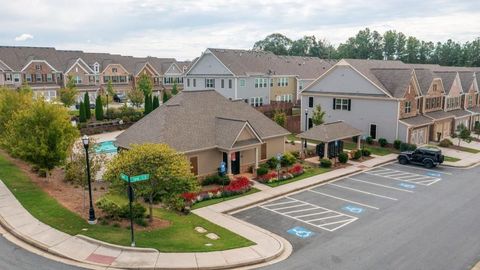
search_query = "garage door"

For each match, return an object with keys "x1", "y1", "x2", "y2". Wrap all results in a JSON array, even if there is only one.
[{"x1": 411, "y1": 128, "x2": 426, "y2": 145}]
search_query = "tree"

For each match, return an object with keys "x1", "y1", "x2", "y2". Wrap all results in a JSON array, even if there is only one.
[
  {"x1": 65, "y1": 139, "x2": 105, "y2": 185},
  {"x1": 103, "y1": 144, "x2": 198, "y2": 219},
  {"x1": 383, "y1": 30, "x2": 398, "y2": 60},
  {"x1": 95, "y1": 95, "x2": 104, "y2": 121},
  {"x1": 171, "y1": 82, "x2": 178, "y2": 95},
  {"x1": 79, "y1": 101, "x2": 86, "y2": 123},
  {"x1": 455, "y1": 124, "x2": 472, "y2": 146},
  {"x1": 311, "y1": 105, "x2": 326, "y2": 126},
  {"x1": 3, "y1": 99, "x2": 79, "y2": 171},
  {"x1": 58, "y1": 75, "x2": 78, "y2": 107},
  {"x1": 83, "y1": 92, "x2": 91, "y2": 119},
  {"x1": 137, "y1": 73, "x2": 153, "y2": 97},
  {"x1": 273, "y1": 110, "x2": 286, "y2": 127},
  {"x1": 0, "y1": 88, "x2": 32, "y2": 139},
  {"x1": 253, "y1": 33, "x2": 292, "y2": 55},
  {"x1": 162, "y1": 91, "x2": 170, "y2": 103},
  {"x1": 144, "y1": 94, "x2": 152, "y2": 115},
  {"x1": 152, "y1": 95, "x2": 160, "y2": 110},
  {"x1": 127, "y1": 87, "x2": 144, "y2": 108},
  {"x1": 106, "y1": 79, "x2": 115, "y2": 97}
]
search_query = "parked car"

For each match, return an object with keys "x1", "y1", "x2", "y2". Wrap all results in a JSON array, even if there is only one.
[
  {"x1": 75, "y1": 103, "x2": 95, "y2": 109},
  {"x1": 113, "y1": 93, "x2": 127, "y2": 103},
  {"x1": 397, "y1": 147, "x2": 444, "y2": 168}
]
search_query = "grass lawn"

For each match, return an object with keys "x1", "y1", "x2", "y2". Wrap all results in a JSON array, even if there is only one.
[
  {"x1": 444, "y1": 156, "x2": 461, "y2": 162},
  {"x1": 343, "y1": 141, "x2": 397, "y2": 156},
  {"x1": 266, "y1": 166, "x2": 331, "y2": 187},
  {"x1": 191, "y1": 188, "x2": 260, "y2": 210},
  {"x1": 456, "y1": 146, "x2": 480, "y2": 154},
  {"x1": 0, "y1": 154, "x2": 253, "y2": 252},
  {"x1": 287, "y1": 134, "x2": 299, "y2": 142}
]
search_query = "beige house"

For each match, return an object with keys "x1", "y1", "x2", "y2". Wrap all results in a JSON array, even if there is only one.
[{"x1": 115, "y1": 90, "x2": 289, "y2": 177}]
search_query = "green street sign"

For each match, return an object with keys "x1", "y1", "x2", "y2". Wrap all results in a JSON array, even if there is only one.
[{"x1": 120, "y1": 173, "x2": 150, "y2": 183}]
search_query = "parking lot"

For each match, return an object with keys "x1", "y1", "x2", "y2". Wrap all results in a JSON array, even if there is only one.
[{"x1": 234, "y1": 162, "x2": 480, "y2": 270}]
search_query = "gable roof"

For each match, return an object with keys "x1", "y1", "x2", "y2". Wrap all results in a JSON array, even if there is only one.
[
  {"x1": 297, "y1": 121, "x2": 363, "y2": 142},
  {"x1": 413, "y1": 68, "x2": 439, "y2": 95},
  {"x1": 433, "y1": 71, "x2": 458, "y2": 94},
  {"x1": 458, "y1": 71, "x2": 475, "y2": 92},
  {"x1": 215, "y1": 118, "x2": 261, "y2": 150},
  {"x1": 370, "y1": 68, "x2": 415, "y2": 98},
  {"x1": 115, "y1": 90, "x2": 289, "y2": 152}
]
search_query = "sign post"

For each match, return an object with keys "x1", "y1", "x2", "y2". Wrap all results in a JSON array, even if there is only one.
[{"x1": 120, "y1": 172, "x2": 150, "y2": 247}]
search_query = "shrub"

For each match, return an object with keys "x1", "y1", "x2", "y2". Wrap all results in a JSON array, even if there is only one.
[
  {"x1": 134, "y1": 218, "x2": 148, "y2": 227},
  {"x1": 291, "y1": 151, "x2": 300, "y2": 159},
  {"x1": 38, "y1": 168, "x2": 48, "y2": 178},
  {"x1": 96, "y1": 197, "x2": 122, "y2": 220},
  {"x1": 361, "y1": 149, "x2": 371, "y2": 157},
  {"x1": 320, "y1": 159, "x2": 332, "y2": 168},
  {"x1": 439, "y1": 138, "x2": 453, "y2": 148},
  {"x1": 366, "y1": 136, "x2": 374, "y2": 145},
  {"x1": 257, "y1": 172, "x2": 278, "y2": 183},
  {"x1": 338, "y1": 152, "x2": 348, "y2": 163},
  {"x1": 400, "y1": 143, "x2": 417, "y2": 152},
  {"x1": 256, "y1": 166, "x2": 269, "y2": 176},
  {"x1": 281, "y1": 152, "x2": 296, "y2": 167},
  {"x1": 120, "y1": 203, "x2": 147, "y2": 219},
  {"x1": 352, "y1": 150, "x2": 362, "y2": 160},
  {"x1": 288, "y1": 164, "x2": 304, "y2": 176},
  {"x1": 378, "y1": 138, "x2": 388, "y2": 147},
  {"x1": 393, "y1": 140, "x2": 402, "y2": 150},
  {"x1": 266, "y1": 156, "x2": 279, "y2": 169},
  {"x1": 202, "y1": 174, "x2": 230, "y2": 186}
]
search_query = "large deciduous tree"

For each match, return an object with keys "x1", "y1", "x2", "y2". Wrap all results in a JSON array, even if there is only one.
[
  {"x1": 103, "y1": 144, "x2": 198, "y2": 219},
  {"x1": 58, "y1": 75, "x2": 78, "y2": 107},
  {"x1": 0, "y1": 88, "x2": 32, "y2": 139},
  {"x1": 253, "y1": 33, "x2": 292, "y2": 55},
  {"x1": 127, "y1": 87, "x2": 144, "y2": 108}
]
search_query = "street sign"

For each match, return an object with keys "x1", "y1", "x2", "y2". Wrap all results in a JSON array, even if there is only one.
[
  {"x1": 287, "y1": 226, "x2": 314, "y2": 239},
  {"x1": 120, "y1": 173, "x2": 129, "y2": 181},
  {"x1": 130, "y1": 174, "x2": 150, "y2": 183},
  {"x1": 276, "y1": 153, "x2": 282, "y2": 161},
  {"x1": 219, "y1": 162, "x2": 226, "y2": 174}
]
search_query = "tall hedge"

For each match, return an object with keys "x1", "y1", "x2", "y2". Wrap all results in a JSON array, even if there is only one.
[
  {"x1": 79, "y1": 101, "x2": 86, "y2": 123},
  {"x1": 83, "y1": 92, "x2": 91, "y2": 119},
  {"x1": 152, "y1": 95, "x2": 159, "y2": 110},
  {"x1": 95, "y1": 95, "x2": 104, "y2": 121}
]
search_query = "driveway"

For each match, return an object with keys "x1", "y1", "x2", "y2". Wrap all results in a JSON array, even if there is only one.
[{"x1": 234, "y1": 163, "x2": 480, "y2": 270}]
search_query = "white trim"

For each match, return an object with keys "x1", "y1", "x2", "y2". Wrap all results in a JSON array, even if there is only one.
[
  {"x1": 0, "y1": 60, "x2": 13, "y2": 72},
  {"x1": 301, "y1": 92, "x2": 397, "y2": 101},
  {"x1": 186, "y1": 49, "x2": 235, "y2": 76},
  {"x1": 65, "y1": 58, "x2": 94, "y2": 74},
  {"x1": 21, "y1": 60, "x2": 58, "y2": 72},
  {"x1": 164, "y1": 62, "x2": 183, "y2": 76},
  {"x1": 230, "y1": 121, "x2": 263, "y2": 149},
  {"x1": 135, "y1": 62, "x2": 161, "y2": 77},
  {"x1": 101, "y1": 63, "x2": 129, "y2": 74}
]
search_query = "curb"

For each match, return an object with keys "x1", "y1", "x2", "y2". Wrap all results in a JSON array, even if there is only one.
[{"x1": 76, "y1": 235, "x2": 158, "y2": 253}]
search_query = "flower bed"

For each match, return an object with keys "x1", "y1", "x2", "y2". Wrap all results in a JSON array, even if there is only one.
[
  {"x1": 182, "y1": 176, "x2": 253, "y2": 205},
  {"x1": 256, "y1": 164, "x2": 304, "y2": 184}
]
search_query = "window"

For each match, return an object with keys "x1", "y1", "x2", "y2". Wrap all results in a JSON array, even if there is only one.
[
  {"x1": 370, "y1": 124, "x2": 377, "y2": 139},
  {"x1": 277, "y1": 94, "x2": 292, "y2": 102},
  {"x1": 187, "y1": 78, "x2": 190, "y2": 87},
  {"x1": 35, "y1": 74, "x2": 42, "y2": 82},
  {"x1": 93, "y1": 63, "x2": 100, "y2": 73},
  {"x1": 228, "y1": 79, "x2": 232, "y2": 89},
  {"x1": 239, "y1": 79, "x2": 246, "y2": 87},
  {"x1": 13, "y1": 74, "x2": 20, "y2": 83},
  {"x1": 254, "y1": 78, "x2": 268, "y2": 88},
  {"x1": 299, "y1": 81, "x2": 304, "y2": 90},
  {"x1": 75, "y1": 76, "x2": 82, "y2": 84},
  {"x1": 46, "y1": 74, "x2": 53, "y2": 82},
  {"x1": 193, "y1": 78, "x2": 196, "y2": 87},
  {"x1": 334, "y1": 98, "x2": 350, "y2": 111},
  {"x1": 270, "y1": 79, "x2": 274, "y2": 87},
  {"x1": 433, "y1": 84, "x2": 437, "y2": 92},
  {"x1": 278, "y1": 77, "x2": 288, "y2": 87},
  {"x1": 221, "y1": 79, "x2": 224, "y2": 88},
  {"x1": 103, "y1": 76, "x2": 111, "y2": 83},
  {"x1": 468, "y1": 95, "x2": 473, "y2": 107},
  {"x1": 206, "y1": 78, "x2": 215, "y2": 88},
  {"x1": 417, "y1": 98, "x2": 421, "y2": 111},
  {"x1": 308, "y1": 118, "x2": 313, "y2": 129},
  {"x1": 35, "y1": 64, "x2": 42, "y2": 70},
  {"x1": 5, "y1": 73, "x2": 12, "y2": 81},
  {"x1": 249, "y1": 97, "x2": 263, "y2": 107},
  {"x1": 308, "y1": 97, "x2": 314, "y2": 108},
  {"x1": 26, "y1": 74, "x2": 32, "y2": 82},
  {"x1": 119, "y1": 76, "x2": 126, "y2": 83},
  {"x1": 404, "y1": 101, "x2": 411, "y2": 113},
  {"x1": 112, "y1": 68, "x2": 118, "y2": 73}
]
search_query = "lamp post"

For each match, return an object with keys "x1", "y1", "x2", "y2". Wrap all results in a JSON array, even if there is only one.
[
  {"x1": 82, "y1": 135, "x2": 96, "y2": 225},
  {"x1": 304, "y1": 109, "x2": 308, "y2": 148}
]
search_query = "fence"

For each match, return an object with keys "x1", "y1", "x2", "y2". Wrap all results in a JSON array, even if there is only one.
[{"x1": 286, "y1": 115, "x2": 300, "y2": 134}]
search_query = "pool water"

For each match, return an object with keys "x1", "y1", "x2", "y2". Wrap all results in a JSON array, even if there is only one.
[{"x1": 95, "y1": 140, "x2": 118, "y2": 154}]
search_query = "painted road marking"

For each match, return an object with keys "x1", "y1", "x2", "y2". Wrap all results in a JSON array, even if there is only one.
[
  {"x1": 270, "y1": 203, "x2": 309, "y2": 211},
  {"x1": 342, "y1": 205, "x2": 365, "y2": 214},
  {"x1": 261, "y1": 197, "x2": 358, "y2": 232},
  {"x1": 328, "y1": 183, "x2": 398, "y2": 201},
  {"x1": 282, "y1": 207, "x2": 319, "y2": 214},
  {"x1": 390, "y1": 164, "x2": 453, "y2": 175},
  {"x1": 308, "y1": 189, "x2": 380, "y2": 210},
  {"x1": 348, "y1": 178, "x2": 414, "y2": 193},
  {"x1": 398, "y1": 183, "x2": 416, "y2": 189},
  {"x1": 287, "y1": 226, "x2": 315, "y2": 238},
  {"x1": 262, "y1": 200, "x2": 299, "y2": 207},
  {"x1": 365, "y1": 168, "x2": 441, "y2": 186}
]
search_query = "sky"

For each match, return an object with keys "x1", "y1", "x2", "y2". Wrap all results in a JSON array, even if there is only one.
[{"x1": 1, "y1": 0, "x2": 480, "y2": 60}]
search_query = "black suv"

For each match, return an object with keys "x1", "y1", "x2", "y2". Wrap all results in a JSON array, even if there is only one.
[{"x1": 397, "y1": 147, "x2": 444, "y2": 168}]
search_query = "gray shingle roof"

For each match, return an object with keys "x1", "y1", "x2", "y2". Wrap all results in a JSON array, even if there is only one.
[
  {"x1": 207, "y1": 48, "x2": 336, "y2": 79},
  {"x1": 458, "y1": 71, "x2": 475, "y2": 91},
  {"x1": 297, "y1": 121, "x2": 363, "y2": 142},
  {"x1": 400, "y1": 115, "x2": 433, "y2": 127},
  {"x1": 425, "y1": 110, "x2": 455, "y2": 120},
  {"x1": 414, "y1": 69, "x2": 438, "y2": 95},
  {"x1": 371, "y1": 68, "x2": 413, "y2": 98},
  {"x1": 215, "y1": 118, "x2": 250, "y2": 150},
  {"x1": 433, "y1": 71, "x2": 458, "y2": 94},
  {"x1": 115, "y1": 90, "x2": 289, "y2": 152},
  {"x1": 448, "y1": 109, "x2": 472, "y2": 118}
]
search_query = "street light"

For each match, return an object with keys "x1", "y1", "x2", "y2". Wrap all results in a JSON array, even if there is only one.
[
  {"x1": 82, "y1": 135, "x2": 96, "y2": 225},
  {"x1": 304, "y1": 109, "x2": 308, "y2": 148}
]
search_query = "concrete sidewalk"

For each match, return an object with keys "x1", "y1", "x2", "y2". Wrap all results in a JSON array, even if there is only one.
[{"x1": 0, "y1": 154, "x2": 396, "y2": 270}]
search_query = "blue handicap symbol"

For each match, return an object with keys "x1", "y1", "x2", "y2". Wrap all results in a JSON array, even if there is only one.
[
  {"x1": 427, "y1": 172, "x2": 441, "y2": 177},
  {"x1": 398, "y1": 183, "x2": 416, "y2": 189},
  {"x1": 342, "y1": 205, "x2": 364, "y2": 214},
  {"x1": 287, "y1": 226, "x2": 314, "y2": 239}
]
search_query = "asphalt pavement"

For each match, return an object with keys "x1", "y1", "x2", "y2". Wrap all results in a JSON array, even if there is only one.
[{"x1": 234, "y1": 162, "x2": 480, "y2": 270}]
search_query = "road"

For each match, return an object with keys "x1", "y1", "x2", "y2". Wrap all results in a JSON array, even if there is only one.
[{"x1": 234, "y1": 163, "x2": 480, "y2": 270}]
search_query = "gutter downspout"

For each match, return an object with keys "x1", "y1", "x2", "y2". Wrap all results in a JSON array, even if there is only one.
[{"x1": 396, "y1": 100, "x2": 400, "y2": 140}]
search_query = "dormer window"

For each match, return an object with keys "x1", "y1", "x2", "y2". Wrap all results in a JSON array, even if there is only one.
[
  {"x1": 112, "y1": 68, "x2": 118, "y2": 73},
  {"x1": 93, "y1": 63, "x2": 100, "y2": 73},
  {"x1": 35, "y1": 64, "x2": 42, "y2": 70}
]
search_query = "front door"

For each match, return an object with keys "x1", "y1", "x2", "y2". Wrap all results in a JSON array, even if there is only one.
[
  {"x1": 189, "y1": 156, "x2": 198, "y2": 176},
  {"x1": 222, "y1": 152, "x2": 240, "y2": 175}
]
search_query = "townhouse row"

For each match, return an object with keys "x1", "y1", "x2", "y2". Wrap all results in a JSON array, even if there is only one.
[
  {"x1": 300, "y1": 59, "x2": 480, "y2": 145},
  {"x1": 184, "y1": 48, "x2": 337, "y2": 106},
  {"x1": 0, "y1": 46, "x2": 191, "y2": 102}
]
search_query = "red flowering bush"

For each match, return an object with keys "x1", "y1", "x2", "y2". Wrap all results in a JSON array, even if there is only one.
[
  {"x1": 224, "y1": 176, "x2": 252, "y2": 195},
  {"x1": 257, "y1": 172, "x2": 278, "y2": 183},
  {"x1": 288, "y1": 164, "x2": 304, "y2": 176},
  {"x1": 182, "y1": 176, "x2": 252, "y2": 204}
]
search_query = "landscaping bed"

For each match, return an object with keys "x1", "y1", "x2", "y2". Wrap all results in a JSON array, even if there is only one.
[
  {"x1": 444, "y1": 156, "x2": 461, "y2": 162},
  {"x1": 256, "y1": 163, "x2": 331, "y2": 187},
  {"x1": 0, "y1": 152, "x2": 253, "y2": 252}
]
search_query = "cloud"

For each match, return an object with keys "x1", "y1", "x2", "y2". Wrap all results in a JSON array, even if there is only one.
[{"x1": 14, "y1": 33, "x2": 33, "y2": 41}]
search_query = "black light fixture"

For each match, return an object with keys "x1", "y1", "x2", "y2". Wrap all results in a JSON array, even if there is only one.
[
  {"x1": 82, "y1": 135, "x2": 96, "y2": 225},
  {"x1": 304, "y1": 109, "x2": 308, "y2": 148}
]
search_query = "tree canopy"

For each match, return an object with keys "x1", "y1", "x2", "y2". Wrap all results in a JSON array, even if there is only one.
[
  {"x1": 253, "y1": 29, "x2": 480, "y2": 67},
  {"x1": 58, "y1": 75, "x2": 78, "y2": 107}
]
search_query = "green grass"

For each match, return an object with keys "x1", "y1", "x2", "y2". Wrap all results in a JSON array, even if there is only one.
[
  {"x1": 343, "y1": 141, "x2": 397, "y2": 156},
  {"x1": 456, "y1": 146, "x2": 480, "y2": 154},
  {"x1": 444, "y1": 156, "x2": 461, "y2": 162},
  {"x1": 191, "y1": 188, "x2": 260, "y2": 210},
  {"x1": 0, "y1": 153, "x2": 253, "y2": 252},
  {"x1": 266, "y1": 166, "x2": 331, "y2": 187},
  {"x1": 287, "y1": 134, "x2": 299, "y2": 142}
]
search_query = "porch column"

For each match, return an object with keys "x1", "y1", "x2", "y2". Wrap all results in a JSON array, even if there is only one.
[
  {"x1": 357, "y1": 136, "x2": 361, "y2": 150},
  {"x1": 254, "y1": 147, "x2": 259, "y2": 169},
  {"x1": 324, "y1": 141, "x2": 329, "y2": 159},
  {"x1": 226, "y1": 151, "x2": 232, "y2": 175}
]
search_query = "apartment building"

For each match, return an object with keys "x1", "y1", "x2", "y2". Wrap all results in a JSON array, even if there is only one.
[
  {"x1": 184, "y1": 48, "x2": 335, "y2": 106},
  {"x1": 0, "y1": 46, "x2": 191, "y2": 103},
  {"x1": 300, "y1": 59, "x2": 480, "y2": 145}
]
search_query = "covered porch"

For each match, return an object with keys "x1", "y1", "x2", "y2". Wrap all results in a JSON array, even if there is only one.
[{"x1": 297, "y1": 121, "x2": 363, "y2": 160}]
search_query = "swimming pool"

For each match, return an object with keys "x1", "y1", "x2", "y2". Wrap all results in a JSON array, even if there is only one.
[{"x1": 95, "y1": 140, "x2": 118, "y2": 154}]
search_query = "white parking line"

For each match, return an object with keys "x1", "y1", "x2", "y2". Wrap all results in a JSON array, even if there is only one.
[
  {"x1": 390, "y1": 164, "x2": 452, "y2": 175},
  {"x1": 365, "y1": 168, "x2": 441, "y2": 186},
  {"x1": 348, "y1": 178, "x2": 414, "y2": 193},
  {"x1": 328, "y1": 183, "x2": 398, "y2": 201},
  {"x1": 305, "y1": 214, "x2": 343, "y2": 223},
  {"x1": 307, "y1": 189, "x2": 380, "y2": 210},
  {"x1": 283, "y1": 207, "x2": 319, "y2": 214},
  {"x1": 262, "y1": 200, "x2": 298, "y2": 207},
  {"x1": 270, "y1": 203, "x2": 308, "y2": 211},
  {"x1": 293, "y1": 211, "x2": 331, "y2": 218}
]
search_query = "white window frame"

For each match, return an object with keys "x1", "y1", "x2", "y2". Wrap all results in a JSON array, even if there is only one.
[
  {"x1": 404, "y1": 101, "x2": 411, "y2": 113},
  {"x1": 239, "y1": 79, "x2": 246, "y2": 87},
  {"x1": 250, "y1": 97, "x2": 263, "y2": 107},
  {"x1": 13, "y1": 74, "x2": 20, "y2": 82},
  {"x1": 335, "y1": 98, "x2": 349, "y2": 110},
  {"x1": 206, "y1": 78, "x2": 215, "y2": 88}
]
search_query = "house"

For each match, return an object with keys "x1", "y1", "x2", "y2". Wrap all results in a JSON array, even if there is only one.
[
  {"x1": 115, "y1": 90, "x2": 289, "y2": 177},
  {"x1": 184, "y1": 48, "x2": 335, "y2": 106},
  {"x1": 460, "y1": 72, "x2": 480, "y2": 129}
]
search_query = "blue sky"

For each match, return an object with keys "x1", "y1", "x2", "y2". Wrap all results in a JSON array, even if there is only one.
[{"x1": 1, "y1": 0, "x2": 480, "y2": 60}]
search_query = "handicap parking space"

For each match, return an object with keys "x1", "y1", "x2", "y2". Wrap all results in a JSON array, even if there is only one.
[{"x1": 365, "y1": 166, "x2": 441, "y2": 186}]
